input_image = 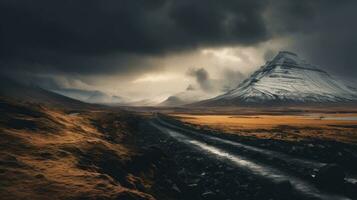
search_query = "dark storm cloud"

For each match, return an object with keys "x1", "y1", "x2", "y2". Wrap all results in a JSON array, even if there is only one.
[
  {"x1": 265, "y1": 0, "x2": 357, "y2": 77},
  {"x1": 186, "y1": 68, "x2": 246, "y2": 93},
  {"x1": 0, "y1": 0, "x2": 269, "y2": 75},
  {"x1": 187, "y1": 68, "x2": 213, "y2": 92},
  {"x1": 298, "y1": 2, "x2": 357, "y2": 77},
  {"x1": 0, "y1": 0, "x2": 357, "y2": 79}
]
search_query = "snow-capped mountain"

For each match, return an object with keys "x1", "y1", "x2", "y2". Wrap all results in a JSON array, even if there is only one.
[{"x1": 195, "y1": 51, "x2": 357, "y2": 106}]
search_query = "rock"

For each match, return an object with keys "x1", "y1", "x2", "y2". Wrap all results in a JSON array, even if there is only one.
[
  {"x1": 201, "y1": 191, "x2": 217, "y2": 199},
  {"x1": 187, "y1": 183, "x2": 198, "y2": 188},
  {"x1": 214, "y1": 171, "x2": 224, "y2": 176},
  {"x1": 315, "y1": 164, "x2": 345, "y2": 187},
  {"x1": 188, "y1": 178, "x2": 201, "y2": 184},
  {"x1": 187, "y1": 183, "x2": 200, "y2": 194},
  {"x1": 274, "y1": 180, "x2": 292, "y2": 197},
  {"x1": 147, "y1": 146, "x2": 166, "y2": 160},
  {"x1": 213, "y1": 178, "x2": 220, "y2": 186},
  {"x1": 225, "y1": 167, "x2": 234, "y2": 171},
  {"x1": 177, "y1": 168, "x2": 186, "y2": 178},
  {"x1": 171, "y1": 184, "x2": 181, "y2": 194}
]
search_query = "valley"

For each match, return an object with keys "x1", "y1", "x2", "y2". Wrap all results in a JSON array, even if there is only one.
[
  {"x1": 2, "y1": 1, "x2": 357, "y2": 199},
  {"x1": 1, "y1": 50, "x2": 357, "y2": 199},
  {"x1": 1, "y1": 90, "x2": 357, "y2": 200}
]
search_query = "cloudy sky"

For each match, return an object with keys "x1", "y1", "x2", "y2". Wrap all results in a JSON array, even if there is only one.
[{"x1": 1, "y1": 0, "x2": 357, "y2": 102}]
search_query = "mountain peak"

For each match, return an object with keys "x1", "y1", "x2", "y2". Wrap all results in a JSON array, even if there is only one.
[
  {"x1": 272, "y1": 51, "x2": 299, "y2": 64},
  {"x1": 193, "y1": 51, "x2": 357, "y2": 106},
  {"x1": 277, "y1": 51, "x2": 298, "y2": 57},
  {"x1": 267, "y1": 51, "x2": 314, "y2": 70}
]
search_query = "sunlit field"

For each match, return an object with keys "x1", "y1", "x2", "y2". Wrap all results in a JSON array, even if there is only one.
[{"x1": 172, "y1": 113, "x2": 357, "y2": 143}]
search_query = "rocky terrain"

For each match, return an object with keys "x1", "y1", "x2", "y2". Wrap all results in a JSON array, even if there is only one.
[{"x1": 140, "y1": 114, "x2": 357, "y2": 200}]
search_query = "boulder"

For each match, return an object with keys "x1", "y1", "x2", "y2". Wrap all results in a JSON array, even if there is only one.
[
  {"x1": 315, "y1": 164, "x2": 345, "y2": 187},
  {"x1": 201, "y1": 191, "x2": 217, "y2": 199}
]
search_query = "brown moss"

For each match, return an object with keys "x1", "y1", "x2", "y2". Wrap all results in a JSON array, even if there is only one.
[{"x1": 0, "y1": 99, "x2": 155, "y2": 200}]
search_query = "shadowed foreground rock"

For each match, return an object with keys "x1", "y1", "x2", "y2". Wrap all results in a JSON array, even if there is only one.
[{"x1": 315, "y1": 164, "x2": 345, "y2": 188}]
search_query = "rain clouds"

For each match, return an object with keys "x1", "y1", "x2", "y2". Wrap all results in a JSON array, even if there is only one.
[
  {"x1": 1, "y1": 0, "x2": 357, "y2": 95},
  {"x1": 0, "y1": 0, "x2": 269, "y2": 75}
]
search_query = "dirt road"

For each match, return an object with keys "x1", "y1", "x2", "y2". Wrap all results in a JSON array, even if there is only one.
[{"x1": 139, "y1": 114, "x2": 357, "y2": 200}]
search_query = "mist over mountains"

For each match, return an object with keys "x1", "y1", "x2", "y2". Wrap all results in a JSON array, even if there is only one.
[
  {"x1": 1, "y1": 1, "x2": 357, "y2": 102},
  {"x1": 195, "y1": 51, "x2": 357, "y2": 106}
]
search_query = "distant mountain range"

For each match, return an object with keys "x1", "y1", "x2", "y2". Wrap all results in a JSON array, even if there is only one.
[
  {"x1": 2, "y1": 51, "x2": 356, "y2": 108},
  {"x1": 194, "y1": 51, "x2": 357, "y2": 106},
  {"x1": 0, "y1": 77, "x2": 91, "y2": 109},
  {"x1": 159, "y1": 85, "x2": 215, "y2": 107},
  {"x1": 52, "y1": 88, "x2": 128, "y2": 105}
]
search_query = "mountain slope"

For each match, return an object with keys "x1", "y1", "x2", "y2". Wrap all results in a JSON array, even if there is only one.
[
  {"x1": 0, "y1": 77, "x2": 90, "y2": 109},
  {"x1": 52, "y1": 88, "x2": 129, "y2": 105},
  {"x1": 195, "y1": 51, "x2": 357, "y2": 106},
  {"x1": 159, "y1": 89, "x2": 215, "y2": 107}
]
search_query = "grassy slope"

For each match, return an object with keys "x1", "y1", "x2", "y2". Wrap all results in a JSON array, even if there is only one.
[{"x1": 0, "y1": 98, "x2": 157, "y2": 200}]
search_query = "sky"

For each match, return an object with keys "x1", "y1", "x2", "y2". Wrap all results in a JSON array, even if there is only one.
[{"x1": 1, "y1": 0, "x2": 357, "y2": 103}]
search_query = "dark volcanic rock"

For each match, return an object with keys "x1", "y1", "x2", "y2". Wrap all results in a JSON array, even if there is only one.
[
  {"x1": 315, "y1": 164, "x2": 345, "y2": 188},
  {"x1": 274, "y1": 180, "x2": 292, "y2": 197},
  {"x1": 201, "y1": 191, "x2": 217, "y2": 199}
]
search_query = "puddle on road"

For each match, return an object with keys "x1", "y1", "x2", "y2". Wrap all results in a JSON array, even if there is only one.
[{"x1": 151, "y1": 122, "x2": 350, "y2": 200}]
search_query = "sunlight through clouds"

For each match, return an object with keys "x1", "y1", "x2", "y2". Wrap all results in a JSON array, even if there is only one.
[{"x1": 132, "y1": 73, "x2": 181, "y2": 83}]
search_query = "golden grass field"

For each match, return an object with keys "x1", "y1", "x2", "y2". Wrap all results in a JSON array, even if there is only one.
[
  {"x1": 172, "y1": 113, "x2": 357, "y2": 143},
  {"x1": 0, "y1": 98, "x2": 156, "y2": 200}
]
